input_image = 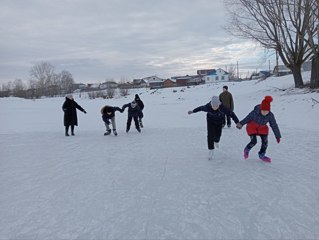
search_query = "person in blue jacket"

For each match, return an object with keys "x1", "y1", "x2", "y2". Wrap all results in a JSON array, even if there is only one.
[
  {"x1": 122, "y1": 101, "x2": 143, "y2": 133},
  {"x1": 188, "y1": 96, "x2": 239, "y2": 160},
  {"x1": 236, "y1": 96, "x2": 281, "y2": 163}
]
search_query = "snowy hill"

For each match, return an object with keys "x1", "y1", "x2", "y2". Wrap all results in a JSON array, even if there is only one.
[{"x1": 1, "y1": 72, "x2": 319, "y2": 239}]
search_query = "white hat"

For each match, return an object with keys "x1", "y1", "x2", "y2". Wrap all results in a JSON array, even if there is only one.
[
  {"x1": 210, "y1": 96, "x2": 221, "y2": 107},
  {"x1": 66, "y1": 94, "x2": 73, "y2": 100}
]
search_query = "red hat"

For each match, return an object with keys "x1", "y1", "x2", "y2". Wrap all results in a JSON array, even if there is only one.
[{"x1": 260, "y1": 96, "x2": 273, "y2": 111}]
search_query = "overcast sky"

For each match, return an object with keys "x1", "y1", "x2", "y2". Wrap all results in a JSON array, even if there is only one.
[{"x1": 0, "y1": 0, "x2": 276, "y2": 84}]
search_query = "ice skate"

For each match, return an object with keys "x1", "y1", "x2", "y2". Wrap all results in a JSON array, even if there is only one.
[
  {"x1": 208, "y1": 149, "x2": 214, "y2": 160},
  {"x1": 259, "y1": 153, "x2": 271, "y2": 163},
  {"x1": 104, "y1": 129, "x2": 111, "y2": 136},
  {"x1": 244, "y1": 147, "x2": 250, "y2": 159}
]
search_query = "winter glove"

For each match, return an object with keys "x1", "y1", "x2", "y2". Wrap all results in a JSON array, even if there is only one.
[
  {"x1": 276, "y1": 138, "x2": 280, "y2": 144},
  {"x1": 236, "y1": 123, "x2": 243, "y2": 129},
  {"x1": 188, "y1": 110, "x2": 193, "y2": 115},
  {"x1": 83, "y1": 110, "x2": 87, "y2": 114}
]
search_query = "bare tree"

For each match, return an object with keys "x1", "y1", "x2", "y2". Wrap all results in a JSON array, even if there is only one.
[
  {"x1": 60, "y1": 70, "x2": 74, "y2": 94},
  {"x1": 30, "y1": 62, "x2": 55, "y2": 95},
  {"x1": 225, "y1": 0, "x2": 317, "y2": 88},
  {"x1": 118, "y1": 79, "x2": 129, "y2": 96},
  {"x1": 227, "y1": 64, "x2": 237, "y2": 80},
  {"x1": 309, "y1": 0, "x2": 319, "y2": 88},
  {"x1": 12, "y1": 79, "x2": 26, "y2": 97},
  {"x1": 106, "y1": 86, "x2": 116, "y2": 98}
]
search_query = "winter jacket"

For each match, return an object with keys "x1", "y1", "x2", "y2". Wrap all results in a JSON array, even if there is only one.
[
  {"x1": 122, "y1": 103, "x2": 143, "y2": 118},
  {"x1": 135, "y1": 99, "x2": 144, "y2": 111},
  {"x1": 62, "y1": 98, "x2": 85, "y2": 126},
  {"x1": 240, "y1": 104, "x2": 281, "y2": 138},
  {"x1": 135, "y1": 95, "x2": 144, "y2": 110},
  {"x1": 219, "y1": 91, "x2": 234, "y2": 111},
  {"x1": 192, "y1": 102, "x2": 239, "y2": 126},
  {"x1": 101, "y1": 106, "x2": 122, "y2": 123}
]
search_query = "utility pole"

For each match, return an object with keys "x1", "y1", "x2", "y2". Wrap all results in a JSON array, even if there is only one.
[{"x1": 237, "y1": 61, "x2": 239, "y2": 80}]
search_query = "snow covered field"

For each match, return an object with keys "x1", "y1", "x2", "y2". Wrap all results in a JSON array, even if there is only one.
[{"x1": 1, "y1": 73, "x2": 319, "y2": 239}]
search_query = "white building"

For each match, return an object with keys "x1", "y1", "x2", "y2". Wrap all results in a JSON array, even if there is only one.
[
  {"x1": 142, "y1": 76, "x2": 164, "y2": 88},
  {"x1": 204, "y1": 68, "x2": 229, "y2": 83}
]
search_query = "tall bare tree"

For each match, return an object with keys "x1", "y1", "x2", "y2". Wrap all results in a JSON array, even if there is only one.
[
  {"x1": 309, "y1": 0, "x2": 319, "y2": 88},
  {"x1": 30, "y1": 62, "x2": 55, "y2": 95},
  {"x1": 225, "y1": 0, "x2": 317, "y2": 88},
  {"x1": 60, "y1": 70, "x2": 74, "y2": 94}
]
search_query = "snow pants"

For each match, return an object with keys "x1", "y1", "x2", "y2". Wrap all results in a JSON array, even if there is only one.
[
  {"x1": 127, "y1": 115, "x2": 140, "y2": 131},
  {"x1": 246, "y1": 134, "x2": 268, "y2": 155},
  {"x1": 225, "y1": 114, "x2": 231, "y2": 127},
  {"x1": 207, "y1": 120, "x2": 222, "y2": 150}
]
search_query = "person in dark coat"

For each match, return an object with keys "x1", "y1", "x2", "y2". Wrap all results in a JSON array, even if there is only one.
[
  {"x1": 219, "y1": 85, "x2": 234, "y2": 128},
  {"x1": 62, "y1": 95, "x2": 87, "y2": 136},
  {"x1": 236, "y1": 96, "x2": 281, "y2": 163},
  {"x1": 101, "y1": 105, "x2": 123, "y2": 136},
  {"x1": 122, "y1": 101, "x2": 143, "y2": 133},
  {"x1": 134, "y1": 94, "x2": 144, "y2": 128},
  {"x1": 188, "y1": 96, "x2": 239, "y2": 160}
]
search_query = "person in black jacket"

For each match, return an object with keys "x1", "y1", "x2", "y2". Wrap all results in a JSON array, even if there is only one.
[
  {"x1": 122, "y1": 101, "x2": 143, "y2": 133},
  {"x1": 62, "y1": 95, "x2": 87, "y2": 136},
  {"x1": 188, "y1": 96, "x2": 239, "y2": 160},
  {"x1": 101, "y1": 105, "x2": 123, "y2": 136},
  {"x1": 134, "y1": 94, "x2": 144, "y2": 128}
]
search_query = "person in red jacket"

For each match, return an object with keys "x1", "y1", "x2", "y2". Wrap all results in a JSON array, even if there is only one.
[{"x1": 236, "y1": 96, "x2": 281, "y2": 163}]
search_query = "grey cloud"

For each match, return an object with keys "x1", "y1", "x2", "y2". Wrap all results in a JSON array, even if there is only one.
[{"x1": 0, "y1": 0, "x2": 271, "y2": 84}]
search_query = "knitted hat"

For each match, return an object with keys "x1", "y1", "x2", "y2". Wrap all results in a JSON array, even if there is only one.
[
  {"x1": 66, "y1": 94, "x2": 73, "y2": 100},
  {"x1": 260, "y1": 96, "x2": 273, "y2": 111},
  {"x1": 210, "y1": 96, "x2": 221, "y2": 107},
  {"x1": 223, "y1": 85, "x2": 228, "y2": 90}
]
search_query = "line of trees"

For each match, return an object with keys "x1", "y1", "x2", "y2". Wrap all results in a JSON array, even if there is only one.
[
  {"x1": 225, "y1": 0, "x2": 319, "y2": 88},
  {"x1": 0, "y1": 62, "x2": 74, "y2": 98}
]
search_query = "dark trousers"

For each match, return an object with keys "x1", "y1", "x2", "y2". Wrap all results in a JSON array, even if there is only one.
[
  {"x1": 65, "y1": 125, "x2": 74, "y2": 135},
  {"x1": 127, "y1": 116, "x2": 140, "y2": 131},
  {"x1": 226, "y1": 114, "x2": 231, "y2": 126},
  {"x1": 207, "y1": 120, "x2": 222, "y2": 150},
  {"x1": 246, "y1": 134, "x2": 268, "y2": 155}
]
